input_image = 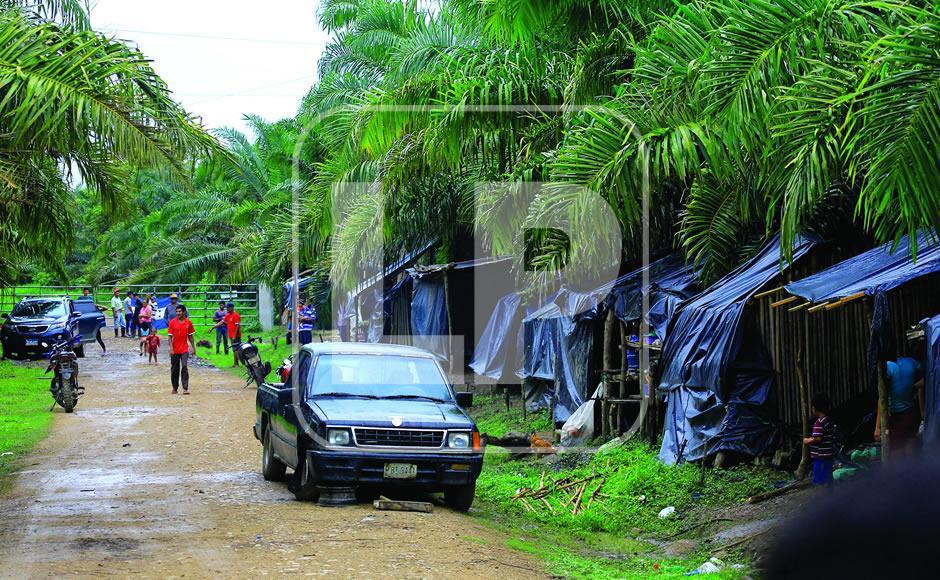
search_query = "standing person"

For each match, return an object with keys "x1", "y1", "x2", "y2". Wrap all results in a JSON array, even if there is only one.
[
  {"x1": 163, "y1": 293, "x2": 183, "y2": 322},
  {"x1": 124, "y1": 291, "x2": 135, "y2": 337},
  {"x1": 212, "y1": 301, "x2": 228, "y2": 354},
  {"x1": 213, "y1": 302, "x2": 241, "y2": 368},
  {"x1": 167, "y1": 305, "x2": 196, "y2": 394},
  {"x1": 143, "y1": 327, "x2": 161, "y2": 365},
  {"x1": 110, "y1": 288, "x2": 125, "y2": 337},
  {"x1": 875, "y1": 356, "x2": 925, "y2": 455},
  {"x1": 297, "y1": 297, "x2": 316, "y2": 345},
  {"x1": 803, "y1": 393, "x2": 838, "y2": 489},
  {"x1": 138, "y1": 294, "x2": 154, "y2": 335},
  {"x1": 131, "y1": 292, "x2": 144, "y2": 337}
]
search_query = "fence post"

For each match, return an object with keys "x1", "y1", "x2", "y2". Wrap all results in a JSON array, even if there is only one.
[{"x1": 258, "y1": 283, "x2": 274, "y2": 331}]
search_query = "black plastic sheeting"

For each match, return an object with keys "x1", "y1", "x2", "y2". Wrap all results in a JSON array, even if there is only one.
[
  {"x1": 786, "y1": 231, "x2": 940, "y2": 303},
  {"x1": 926, "y1": 315, "x2": 940, "y2": 444},
  {"x1": 468, "y1": 292, "x2": 524, "y2": 380},
  {"x1": 659, "y1": 234, "x2": 818, "y2": 464},
  {"x1": 409, "y1": 274, "x2": 450, "y2": 359},
  {"x1": 510, "y1": 253, "x2": 700, "y2": 422}
]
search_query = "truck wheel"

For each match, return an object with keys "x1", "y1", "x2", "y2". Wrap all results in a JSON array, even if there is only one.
[
  {"x1": 291, "y1": 450, "x2": 320, "y2": 502},
  {"x1": 444, "y1": 481, "x2": 476, "y2": 512},
  {"x1": 261, "y1": 427, "x2": 287, "y2": 482}
]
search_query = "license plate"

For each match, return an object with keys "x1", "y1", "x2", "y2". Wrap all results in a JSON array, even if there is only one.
[
  {"x1": 383, "y1": 463, "x2": 417, "y2": 479},
  {"x1": 25, "y1": 339, "x2": 38, "y2": 346}
]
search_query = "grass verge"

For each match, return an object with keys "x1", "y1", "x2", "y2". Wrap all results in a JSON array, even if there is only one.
[
  {"x1": 0, "y1": 360, "x2": 54, "y2": 484},
  {"x1": 471, "y1": 394, "x2": 553, "y2": 437}
]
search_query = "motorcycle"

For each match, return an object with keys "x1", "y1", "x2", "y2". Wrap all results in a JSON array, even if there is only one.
[
  {"x1": 233, "y1": 338, "x2": 272, "y2": 388},
  {"x1": 45, "y1": 336, "x2": 83, "y2": 413},
  {"x1": 275, "y1": 354, "x2": 293, "y2": 383}
]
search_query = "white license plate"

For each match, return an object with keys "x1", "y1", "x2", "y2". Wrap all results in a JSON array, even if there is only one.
[
  {"x1": 25, "y1": 339, "x2": 38, "y2": 346},
  {"x1": 383, "y1": 463, "x2": 417, "y2": 479}
]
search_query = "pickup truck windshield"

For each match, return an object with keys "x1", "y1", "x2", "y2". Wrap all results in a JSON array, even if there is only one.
[
  {"x1": 310, "y1": 354, "x2": 452, "y2": 401},
  {"x1": 11, "y1": 300, "x2": 66, "y2": 318}
]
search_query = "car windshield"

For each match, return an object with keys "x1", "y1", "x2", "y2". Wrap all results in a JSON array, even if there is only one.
[
  {"x1": 310, "y1": 354, "x2": 452, "y2": 401},
  {"x1": 11, "y1": 300, "x2": 66, "y2": 318}
]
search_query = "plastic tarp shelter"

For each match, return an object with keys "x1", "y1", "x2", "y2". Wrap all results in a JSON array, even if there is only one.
[
  {"x1": 659, "y1": 234, "x2": 818, "y2": 464},
  {"x1": 408, "y1": 257, "x2": 513, "y2": 361},
  {"x1": 515, "y1": 253, "x2": 700, "y2": 422},
  {"x1": 283, "y1": 277, "x2": 313, "y2": 309},
  {"x1": 468, "y1": 292, "x2": 524, "y2": 380},
  {"x1": 785, "y1": 231, "x2": 940, "y2": 303},
  {"x1": 925, "y1": 315, "x2": 940, "y2": 444}
]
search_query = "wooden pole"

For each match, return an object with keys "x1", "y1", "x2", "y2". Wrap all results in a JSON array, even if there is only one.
[
  {"x1": 877, "y1": 359, "x2": 891, "y2": 463},
  {"x1": 602, "y1": 309, "x2": 616, "y2": 438},
  {"x1": 794, "y1": 341, "x2": 811, "y2": 480},
  {"x1": 619, "y1": 321, "x2": 627, "y2": 434}
]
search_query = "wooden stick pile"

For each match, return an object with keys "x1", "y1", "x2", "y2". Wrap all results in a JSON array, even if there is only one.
[{"x1": 510, "y1": 470, "x2": 607, "y2": 515}]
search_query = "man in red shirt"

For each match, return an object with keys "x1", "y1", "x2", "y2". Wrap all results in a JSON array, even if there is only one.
[
  {"x1": 213, "y1": 302, "x2": 241, "y2": 368},
  {"x1": 167, "y1": 305, "x2": 196, "y2": 394}
]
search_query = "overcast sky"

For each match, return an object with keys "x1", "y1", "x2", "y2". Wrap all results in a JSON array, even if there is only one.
[{"x1": 90, "y1": 0, "x2": 329, "y2": 135}]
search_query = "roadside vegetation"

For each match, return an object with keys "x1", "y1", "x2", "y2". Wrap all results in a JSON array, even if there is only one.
[
  {"x1": 469, "y1": 401, "x2": 779, "y2": 577},
  {"x1": 0, "y1": 361, "x2": 53, "y2": 484}
]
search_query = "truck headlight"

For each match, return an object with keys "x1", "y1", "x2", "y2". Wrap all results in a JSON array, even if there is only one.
[
  {"x1": 447, "y1": 431, "x2": 471, "y2": 448},
  {"x1": 327, "y1": 428, "x2": 351, "y2": 446}
]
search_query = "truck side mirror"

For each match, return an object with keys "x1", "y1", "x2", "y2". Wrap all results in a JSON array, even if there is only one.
[{"x1": 455, "y1": 392, "x2": 473, "y2": 408}]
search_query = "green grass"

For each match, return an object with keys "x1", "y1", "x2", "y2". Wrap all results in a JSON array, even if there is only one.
[
  {"x1": 470, "y1": 394, "x2": 553, "y2": 437},
  {"x1": 192, "y1": 326, "x2": 334, "y2": 382},
  {"x1": 0, "y1": 360, "x2": 54, "y2": 484},
  {"x1": 472, "y1": 440, "x2": 777, "y2": 578}
]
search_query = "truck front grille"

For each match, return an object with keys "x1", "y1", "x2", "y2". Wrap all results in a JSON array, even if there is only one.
[{"x1": 354, "y1": 428, "x2": 444, "y2": 448}]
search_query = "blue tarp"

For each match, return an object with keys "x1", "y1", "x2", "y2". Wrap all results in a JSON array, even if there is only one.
[
  {"x1": 283, "y1": 276, "x2": 313, "y2": 309},
  {"x1": 926, "y1": 315, "x2": 940, "y2": 444},
  {"x1": 786, "y1": 231, "x2": 940, "y2": 303},
  {"x1": 409, "y1": 275, "x2": 450, "y2": 359},
  {"x1": 513, "y1": 253, "x2": 699, "y2": 422},
  {"x1": 468, "y1": 292, "x2": 523, "y2": 380},
  {"x1": 659, "y1": 234, "x2": 818, "y2": 464}
]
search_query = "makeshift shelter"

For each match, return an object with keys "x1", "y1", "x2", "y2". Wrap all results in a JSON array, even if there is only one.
[
  {"x1": 406, "y1": 257, "x2": 514, "y2": 364},
  {"x1": 926, "y1": 315, "x2": 940, "y2": 444},
  {"x1": 659, "y1": 234, "x2": 819, "y2": 465},
  {"x1": 777, "y1": 231, "x2": 940, "y2": 457},
  {"x1": 515, "y1": 253, "x2": 700, "y2": 423}
]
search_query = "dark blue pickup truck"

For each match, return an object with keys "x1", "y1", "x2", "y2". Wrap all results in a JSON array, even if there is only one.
[{"x1": 254, "y1": 342, "x2": 483, "y2": 511}]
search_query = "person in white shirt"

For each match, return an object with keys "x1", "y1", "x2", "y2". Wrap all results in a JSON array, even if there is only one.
[{"x1": 110, "y1": 287, "x2": 125, "y2": 337}]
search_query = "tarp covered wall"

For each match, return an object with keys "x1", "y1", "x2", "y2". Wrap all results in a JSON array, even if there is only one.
[
  {"x1": 786, "y1": 231, "x2": 940, "y2": 303},
  {"x1": 608, "y1": 253, "x2": 700, "y2": 340},
  {"x1": 926, "y1": 315, "x2": 940, "y2": 444},
  {"x1": 659, "y1": 234, "x2": 818, "y2": 464},
  {"x1": 468, "y1": 292, "x2": 523, "y2": 380},
  {"x1": 409, "y1": 274, "x2": 450, "y2": 359}
]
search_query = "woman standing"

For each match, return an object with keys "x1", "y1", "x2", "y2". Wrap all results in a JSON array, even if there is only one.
[{"x1": 138, "y1": 294, "x2": 154, "y2": 335}]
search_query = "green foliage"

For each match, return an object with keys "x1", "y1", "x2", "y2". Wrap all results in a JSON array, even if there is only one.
[
  {"x1": 0, "y1": 360, "x2": 53, "y2": 484},
  {"x1": 471, "y1": 394, "x2": 553, "y2": 437},
  {"x1": 476, "y1": 442, "x2": 778, "y2": 537}
]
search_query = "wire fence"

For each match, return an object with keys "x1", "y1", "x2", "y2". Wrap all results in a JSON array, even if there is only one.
[{"x1": 0, "y1": 284, "x2": 260, "y2": 329}]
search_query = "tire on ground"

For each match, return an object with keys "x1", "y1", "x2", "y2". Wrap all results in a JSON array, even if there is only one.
[
  {"x1": 444, "y1": 481, "x2": 476, "y2": 512},
  {"x1": 261, "y1": 426, "x2": 287, "y2": 481}
]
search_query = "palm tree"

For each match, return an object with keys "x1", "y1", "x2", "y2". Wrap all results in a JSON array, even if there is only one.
[{"x1": 0, "y1": 1, "x2": 216, "y2": 283}]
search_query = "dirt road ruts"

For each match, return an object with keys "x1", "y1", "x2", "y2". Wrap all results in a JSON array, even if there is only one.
[{"x1": 0, "y1": 336, "x2": 544, "y2": 578}]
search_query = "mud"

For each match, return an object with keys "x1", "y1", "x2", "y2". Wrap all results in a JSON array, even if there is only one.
[{"x1": 0, "y1": 336, "x2": 544, "y2": 578}]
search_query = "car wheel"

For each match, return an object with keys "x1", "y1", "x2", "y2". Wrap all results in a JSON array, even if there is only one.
[
  {"x1": 74, "y1": 344, "x2": 85, "y2": 358},
  {"x1": 261, "y1": 427, "x2": 287, "y2": 482},
  {"x1": 444, "y1": 481, "x2": 476, "y2": 512},
  {"x1": 291, "y1": 449, "x2": 320, "y2": 502}
]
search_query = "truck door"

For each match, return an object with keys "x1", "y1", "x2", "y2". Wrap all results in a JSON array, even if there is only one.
[{"x1": 274, "y1": 351, "x2": 311, "y2": 467}]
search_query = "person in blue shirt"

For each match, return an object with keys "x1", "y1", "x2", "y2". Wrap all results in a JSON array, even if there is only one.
[
  {"x1": 297, "y1": 297, "x2": 316, "y2": 345},
  {"x1": 212, "y1": 301, "x2": 228, "y2": 354},
  {"x1": 875, "y1": 356, "x2": 924, "y2": 455}
]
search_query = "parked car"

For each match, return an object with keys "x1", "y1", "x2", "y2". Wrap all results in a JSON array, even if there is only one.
[
  {"x1": 1, "y1": 297, "x2": 103, "y2": 359},
  {"x1": 255, "y1": 342, "x2": 483, "y2": 511}
]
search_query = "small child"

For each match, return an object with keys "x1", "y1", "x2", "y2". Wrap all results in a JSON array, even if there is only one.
[
  {"x1": 143, "y1": 327, "x2": 161, "y2": 365},
  {"x1": 803, "y1": 393, "x2": 838, "y2": 488}
]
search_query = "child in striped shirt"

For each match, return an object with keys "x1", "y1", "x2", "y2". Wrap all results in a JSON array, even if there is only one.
[{"x1": 804, "y1": 393, "x2": 837, "y2": 487}]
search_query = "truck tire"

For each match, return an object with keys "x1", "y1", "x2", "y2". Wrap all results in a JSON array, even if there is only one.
[
  {"x1": 291, "y1": 449, "x2": 320, "y2": 502},
  {"x1": 261, "y1": 427, "x2": 287, "y2": 481},
  {"x1": 444, "y1": 481, "x2": 476, "y2": 512}
]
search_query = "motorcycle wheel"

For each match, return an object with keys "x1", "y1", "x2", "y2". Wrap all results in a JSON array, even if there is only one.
[{"x1": 56, "y1": 376, "x2": 75, "y2": 413}]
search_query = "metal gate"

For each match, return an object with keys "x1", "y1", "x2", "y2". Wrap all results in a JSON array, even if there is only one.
[{"x1": 0, "y1": 284, "x2": 260, "y2": 328}]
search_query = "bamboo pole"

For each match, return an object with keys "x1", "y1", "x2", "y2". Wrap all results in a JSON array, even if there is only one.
[
  {"x1": 877, "y1": 360, "x2": 891, "y2": 463},
  {"x1": 602, "y1": 309, "x2": 616, "y2": 437},
  {"x1": 788, "y1": 302, "x2": 810, "y2": 313},
  {"x1": 794, "y1": 341, "x2": 811, "y2": 480},
  {"x1": 824, "y1": 291, "x2": 867, "y2": 310},
  {"x1": 753, "y1": 285, "x2": 785, "y2": 299},
  {"x1": 771, "y1": 296, "x2": 798, "y2": 308},
  {"x1": 619, "y1": 321, "x2": 627, "y2": 434},
  {"x1": 808, "y1": 302, "x2": 831, "y2": 313}
]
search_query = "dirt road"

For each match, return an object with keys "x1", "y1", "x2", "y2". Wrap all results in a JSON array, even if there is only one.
[{"x1": 0, "y1": 336, "x2": 544, "y2": 578}]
